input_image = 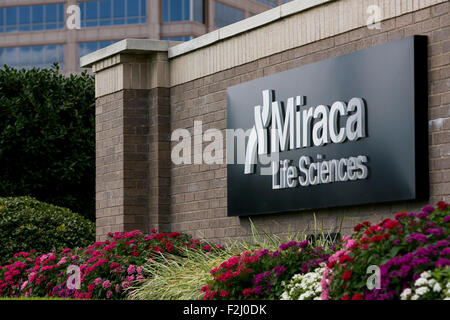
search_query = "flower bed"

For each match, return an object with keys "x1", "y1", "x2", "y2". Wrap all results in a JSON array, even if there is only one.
[
  {"x1": 200, "y1": 202, "x2": 449, "y2": 301},
  {"x1": 1, "y1": 202, "x2": 449, "y2": 300},
  {"x1": 322, "y1": 202, "x2": 450, "y2": 300},
  {"x1": 0, "y1": 230, "x2": 215, "y2": 299},
  {"x1": 201, "y1": 241, "x2": 330, "y2": 300}
]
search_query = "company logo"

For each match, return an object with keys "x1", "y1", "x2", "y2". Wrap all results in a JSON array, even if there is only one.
[{"x1": 244, "y1": 90, "x2": 370, "y2": 190}]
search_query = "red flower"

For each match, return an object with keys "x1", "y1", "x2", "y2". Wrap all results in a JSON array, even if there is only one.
[
  {"x1": 131, "y1": 251, "x2": 139, "y2": 257},
  {"x1": 354, "y1": 221, "x2": 370, "y2": 232},
  {"x1": 342, "y1": 294, "x2": 350, "y2": 300},
  {"x1": 169, "y1": 232, "x2": 181, "y2": 238},
  {"x1": 219, "y1": 290, "x2": 229, "y2": 297},
  {"x1": 242, "y1": 288, "x2": 253, "y2": 297},
  {"x1": 383, "y1": 219, "x2": 400, "y2": 230},
  {"x1": 352, "y1": 294, "x2": 364, "y2": 300},
  {"x1": 369, "y1": 235, "x2": 384, "y2": 243},
  {"x1": 394, "y1": 212, "x2": 408, "y2": 220},
  {"x1": 342, "y1": 270, "x2": 352, "y2": 281},
  {"x1": 339, "y1": 255, "x2": 354, "y2": 264},
  {"x1": 327, "y1": 261, "x2": 336, "y2": 269},
  {"x1": 437, "y1": 201, "x2": 448, "y2": 210}
]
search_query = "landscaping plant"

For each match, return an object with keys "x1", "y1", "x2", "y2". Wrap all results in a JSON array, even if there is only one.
[
  {"x1": 0, "y1": 230, "x2": 213, "y2": 299},
  {"x1": 0, "y1": 197, "x2": 95, "y2": 264},
  {"x1": 280, "y1": 264, "x2": 326, "y2": 300},
  {"x1": 322, "y1": 202, "x2": 450, "y2": 300},
  {"x1": 201, "y1": 241, "x2": 331, "y2": 300},
  {"x1": 0, "y1": 66, "x2": 95, "y2": 220},
  {"x1": 400, "y1": 267, "x2": 450, "y2": 300}
]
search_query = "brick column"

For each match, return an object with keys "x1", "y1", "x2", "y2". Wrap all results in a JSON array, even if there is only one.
[{"x1": 81, "y1": 40, "x2": 173, "y2": 240}]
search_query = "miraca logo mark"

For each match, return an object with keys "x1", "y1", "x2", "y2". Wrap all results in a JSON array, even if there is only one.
[
  {"x1": 245, "y1": 90, "x2": 274, "y2": 175},
  {"x1": 243, "y1": 89, "x2": 369, "y2": 190}
]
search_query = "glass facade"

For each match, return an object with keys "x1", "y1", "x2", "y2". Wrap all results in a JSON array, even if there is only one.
[
  {"x1": 162, "y1": 0, "x2": 204, "y2": 23},
  {"x1": 253, "y1": 0, "x2": 293, "y2": 7},
  {"x1": 79, "y1": 0, "x2": 147, "y2": 27},
  {"x1": 0, "y1": 3, "x2": 65, "y2": 33},
  {"x1": 78, "y1": 40, "x2": 117, "y2": 58},
  {"x1": 214, "y1": 2, "x2": 244, "y2": 28},
  {"x1": 0, "y1": 44, "x2": 64, "y2": 70}
]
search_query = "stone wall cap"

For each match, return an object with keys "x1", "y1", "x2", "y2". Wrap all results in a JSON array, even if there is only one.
[
  {"x1": 80, "y1": 38, "x2": 181, "y2": 68},
  {"x1": 168, "y1": 0, "x2": 335, "y2": 59}
]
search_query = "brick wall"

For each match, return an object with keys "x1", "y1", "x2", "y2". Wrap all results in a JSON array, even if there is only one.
[
  {"x1": 96, "y1": 88, "x2": 170, "y2": 240},
  {"x1": 169, "y1": 2, "x2": 450, "y2": 243}
]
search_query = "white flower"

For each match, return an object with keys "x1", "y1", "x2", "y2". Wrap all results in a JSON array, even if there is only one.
[
  {"x1": 400, "y1": 288, "x2": 412, "y2": 300},
  {"x1": 421, "y1": 271, "x2": 431, "y2": 279},
  {"x1": 433, "y1": 283, "x2": 442, "y2": 293},
  {"x1": 416, "y1": 286, "x2": 430, "y2": 296},
  {"x1": 415, "y1": 278, "x2": 428, "y2": 287},
  {"x1": 411, "y1": 294, "x2": 420, "y2": 300}
]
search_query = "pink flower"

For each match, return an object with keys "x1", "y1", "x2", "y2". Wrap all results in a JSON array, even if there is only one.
[
  {"x1": 102, "y1": 280, "x2": 111, "y2": 289},
  {"x1": 106, "y1": 290, "x2": 113, "y2": 299},
  {"x1": 127, "y1": 265, "x2": 136, "y2": 274},
  {"x1": 94, "y1": 277, "x2": 102, "y2": 286},
  {"x1": 28, "y1": 272, "x2": 37, "y2": 283},
  {"x1": 20, "y1": 281, "x2": 28, "y2": 291}
]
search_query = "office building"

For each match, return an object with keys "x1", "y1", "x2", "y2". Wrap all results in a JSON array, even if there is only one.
[{"x1": 0, "y1": 0, "x2": 291, "y2": 73}]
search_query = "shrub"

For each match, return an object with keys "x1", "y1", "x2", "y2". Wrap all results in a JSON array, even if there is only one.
[
  {"x1": 400, "y1": 267, "x2": 450, "y2": 300},
  {"x1": 280, "y1": 265, "x2": 325, "y2": 300},
  {"x1": 0, "y1": 65, "x2": 95, "y2": 219},
  {"x1": 0, "y1": 229, "x2": 214, "y2": 299},
  {"x1": 202, "y1": 241, "x2": 330, "y2": 300},
  {"x1": 0, "y1": 197, "x2": 95, "y2": 264},
  {"x1": 322, "y1": 201, "x2": 450, "y2": 300}
]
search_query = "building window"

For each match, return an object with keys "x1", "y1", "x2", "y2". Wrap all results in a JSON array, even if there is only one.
[
  {"x1": 252, "y1": 0, "x2": 278, "y2": 7},
  {"x1": 78, "y1": 40, "x2": 117, "y2": 58},
  {"x1": 252, "y1": 0, "x2": 293, "y2": 7},
  {"x1": 79, "y1": 0, "x2": 146, "y2": 28},
  {"x1": 214, "y1": 2, "x2": 244, "y2": 28},
  {"x1": 162, "y1": 0, "x2": 204, "y2": 23},
  {"x1": 0, "y1": 4, "x2": 65, "y2": 33},
  {"x1": 162, "y1": 35, "x2": 193, "y2": 41},
  {"x1": 0, "y1": 44, "x2": 64, "y2": 70}
]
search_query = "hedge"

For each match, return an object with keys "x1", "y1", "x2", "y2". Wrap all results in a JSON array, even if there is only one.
[
  {"x1": 0, "y1": 197, "x2": 95, "y2": 264},
  {"x1": 0, "y1": 65, "x2": 95, "y2": 219}
]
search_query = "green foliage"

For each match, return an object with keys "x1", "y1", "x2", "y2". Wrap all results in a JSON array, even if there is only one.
[
  {"x1": 0, "y1": 196, "x2": 95, "y2": 264},
  {"x1": 0, "y1": 65, "x2": 95, "y2": 219},
  {"x1": 128, "y1": 245, "x2": 243, "y2": 300}
]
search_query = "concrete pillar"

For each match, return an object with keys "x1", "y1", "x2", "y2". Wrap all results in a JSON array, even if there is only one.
[
  {"x1": 80, "y1": 39, "x2": 175, "y2": 240},
  {"x1": 64, "y1": 0, "x2": 78, "y2": 74},
  {"x1": 148, "y1": 0, "x2": 161, "y2": 39}
]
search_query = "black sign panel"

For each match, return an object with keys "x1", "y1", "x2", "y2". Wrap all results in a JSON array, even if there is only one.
[{"x1": 227, "y1": 36, "x2": 429, "y2": 217}]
